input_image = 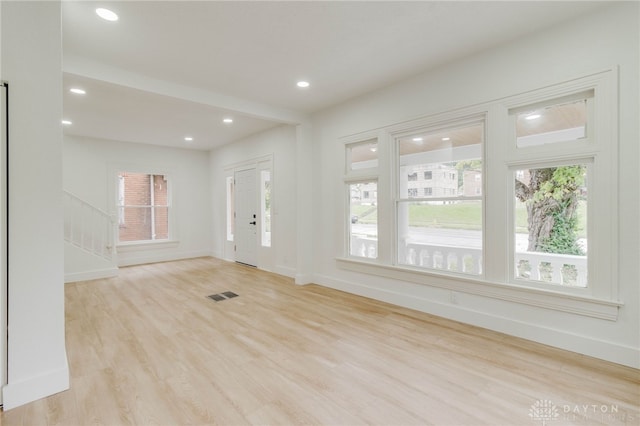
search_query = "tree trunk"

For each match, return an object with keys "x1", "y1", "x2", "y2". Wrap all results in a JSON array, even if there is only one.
[
  {"x1": 526, "y1": 197, "x2": 558, "y2": 251},
  {"x1": 515, "y1": 167, "x2": 582, "y2": 253}
]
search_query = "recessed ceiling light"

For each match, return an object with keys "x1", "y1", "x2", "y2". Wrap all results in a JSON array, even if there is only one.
[
  {"x1": 184, "y1": 137, "x2": 193, "y2": 142},
  {"x1": 442, "y1": 137, "x2": 451, "y2": 141},
  {"x1": 61, "y1": 120, "x2": 72, "y2": 125},
  {"x1": 296, "y1": 81, "x2": 310, "y2": 88},
  {"x1": 370, "y1": 146, "x2": 377, "y2": 152},
  {"x1": 223, "y1": 118, "x2": 233, "y2": 124},
  {"x1": 96, "y1": 8, "x2": 118, "y2": 22},
  {"x1": 69, "y1": 88, "x2": 86, "y2": 95},
  {"x1": 525, "y1": 114, "x2": 541, "y2": 120},
  {"x1": 412, "y1": 137, "x2": 423, "y2": 142}
]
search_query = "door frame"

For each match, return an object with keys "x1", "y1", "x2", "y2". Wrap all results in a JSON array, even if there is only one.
[{"x1": 223, "y1": 154, "x2": 273, "y2": 270}]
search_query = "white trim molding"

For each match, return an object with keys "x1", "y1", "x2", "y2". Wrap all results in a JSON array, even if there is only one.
[
  {"x1": 2, "y1": 365, "x2": 70, "y2": 410},
  {"x1": 117, "y1": 249, "x2": 211, "y2": 267},
  {"x1": 318, "y1": 270, "x2": 635, "y2": 368},
  {"x1": 64, "y1": 267, "x2": 119, "y2": 283},
  {"x1": 274, "y1": 264, "x2": 296, "y2": 279},
  {"x1": 295, "y1": 273, "x2": 314, "y2": 285},
  {"x1": 336, "y1": 258, "x2": 621, "y2": 321},
  {"x1": 337, "y1": 68, "x2": 621, "y2": 324}
]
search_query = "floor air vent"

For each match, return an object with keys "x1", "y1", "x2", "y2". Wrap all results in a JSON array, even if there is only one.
[{"x1": 208, "y1": 291, "x2": 239, "y2": 302}]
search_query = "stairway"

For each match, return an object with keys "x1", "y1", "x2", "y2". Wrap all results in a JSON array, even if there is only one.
[{"x1": 63, "y1": 191, "x2": 118, "y2": 282}]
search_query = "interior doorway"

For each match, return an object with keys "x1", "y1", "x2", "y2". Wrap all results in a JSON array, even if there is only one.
[{"x1": 234, "y1": 168, "x2": 257, "y2": 266}]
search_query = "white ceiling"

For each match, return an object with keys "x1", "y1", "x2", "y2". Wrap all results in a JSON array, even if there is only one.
[
  {"x1": 62, "y1": 1, "x2": 607, "y2": 151},
  {"x1": 63, "y1": 73, "x2": 279, "y2": 150}
]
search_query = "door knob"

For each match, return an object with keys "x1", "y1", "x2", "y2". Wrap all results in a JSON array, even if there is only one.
[{"x1": 250, "y1": 221, "x2": 256, "y2": 225}]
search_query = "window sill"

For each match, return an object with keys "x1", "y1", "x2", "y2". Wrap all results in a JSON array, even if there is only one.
[
  {"x1": 336, "y1": 257, "x2": 622, "y2": 321},
  {"x1": 117, "y1": 240, "x2": 179, "y2": 253}
]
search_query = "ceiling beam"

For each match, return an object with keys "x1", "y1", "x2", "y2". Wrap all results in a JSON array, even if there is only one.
[{"x1": 64, "y1": 54, "x2": 308, "y2": 125}]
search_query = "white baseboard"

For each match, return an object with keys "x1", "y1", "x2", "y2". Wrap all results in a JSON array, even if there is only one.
[
  {"x1": 274, "y1": 264, "x2": 296, "y2": 279},
  {"x1": 295, "y1": 273, "x2": 314, "y2": 285},
  {"x1": 64, "y1": 267, "x2": 119, "y2": 283},
  {"x1": 117, "y1": 250, "x2": 212, "y2": 267},
  {"x1": 314, "y1": 273, "x2": 640, "y2": 369},
  {"x1": 2, "y1": 365, "x2": 69, "y2": 410}
]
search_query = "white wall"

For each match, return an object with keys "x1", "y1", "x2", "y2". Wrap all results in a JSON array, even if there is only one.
[
  {"x1": 64, "y1": 135, "x2": 212, "y2": 268},
  {"x1": 210, "y1": 125, "x2": 298, "y2": 277},
  {"x1": 310, "y1": 3, "x2": 639, "y2": 367},
  {"x1": 1, "y1": 2, "x2": 69, "y2": 409}
]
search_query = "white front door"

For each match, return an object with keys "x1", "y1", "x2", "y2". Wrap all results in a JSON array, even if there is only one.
[{"x1": 234, "y1": 168, "x2": 258, "y2": 266}]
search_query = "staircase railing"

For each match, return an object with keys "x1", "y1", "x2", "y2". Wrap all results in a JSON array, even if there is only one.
[{"x1": 63, "y1": 191, "x2": 115, "y2": 261}]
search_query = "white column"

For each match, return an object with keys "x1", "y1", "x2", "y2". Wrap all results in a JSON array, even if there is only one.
[
  {"x1": 295, "y1": 120, "x2": 313, "y2": 284},
  {"x1": 1, "y1": 1, "x2": 69, "y2": 409}
]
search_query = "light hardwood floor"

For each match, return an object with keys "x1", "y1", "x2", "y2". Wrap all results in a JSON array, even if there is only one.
[{"x1": 2, "y1": 257, "x2": 639, "y2": 425}]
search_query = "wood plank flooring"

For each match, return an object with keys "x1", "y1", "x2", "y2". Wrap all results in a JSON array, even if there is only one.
[{"x1": 2, "y1": 257, "x2": 639, "y2": 425}]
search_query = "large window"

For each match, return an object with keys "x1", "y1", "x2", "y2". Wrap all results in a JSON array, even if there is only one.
[
  {"x1": 339, "y1": 71, "x2": 617, "y2": 314},
  {"x1": 509, "y1": 91, "x2": 595, "y2": 289},
  {"x1": 514, "y1": 164, "x2": 588, "y2": 287},
  {"x1": 117, "y1": 172, "x2": 170, "y2": 243},
  {"x1": 396, "y1": 120, "x2": 484, "y2": 276}
]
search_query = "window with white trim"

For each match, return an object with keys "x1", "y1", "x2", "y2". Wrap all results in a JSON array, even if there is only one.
[
  {"x1": 396, "y1": 119, "x2": 484, "y2": 275},
  {"x1": 117, "y1": 172, "x2": 170, "y2": 243},
  {"x1": 339, "y1": 70, "x2": 618, "y2": 316},
  {"x1": 349, "y1": 181, "x2": 378, "y2": 259},
  {"x1": 345, "y1": 137, "x2": 379, "y2": 260},
  {"x1": 514, "y1": 96, "x2": 588, "y2": 148},
  {"x1": 507, "y1": 90, "x2": 600, "y2": 291},
  {"x1": 513, "y1": 163, "x2": 588, "y2": 287},
  {"x1": 347, "y1": 138, "x2": 378, "y2": 171}
]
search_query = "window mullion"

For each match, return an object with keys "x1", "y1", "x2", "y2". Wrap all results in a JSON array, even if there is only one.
[{"x1": 483, "y1": 104, "x2": 509, "y2": 283}]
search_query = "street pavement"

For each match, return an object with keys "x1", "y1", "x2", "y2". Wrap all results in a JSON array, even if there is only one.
[{"x1": 352, "y1": 224, "x2": 530, "y2": 251}]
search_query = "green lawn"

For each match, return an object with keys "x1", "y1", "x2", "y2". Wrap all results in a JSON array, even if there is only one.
[
  {"x1": 351, "y1": 205, "x2": 377, "y2": 223},
  {"x1": 407, "y1": 202, "x2": 481, "y2": 230}
]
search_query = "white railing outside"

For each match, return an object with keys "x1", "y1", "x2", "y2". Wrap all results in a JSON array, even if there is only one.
[
  {"x1": 405, "y1": 242, "x2": 482, "y2": 275},
  {"x1": 515, "y1": 250, "x2": 587, "y2": 287},
  {"x1": 63, "y1": 191, "x2": 116, "y2": 261},
  {"x1": 351, "y1": 236, "x2": 378, "y2": 258},
  {"x1": 351, "y1": 236, "x2": 587, "y2": 287}
]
